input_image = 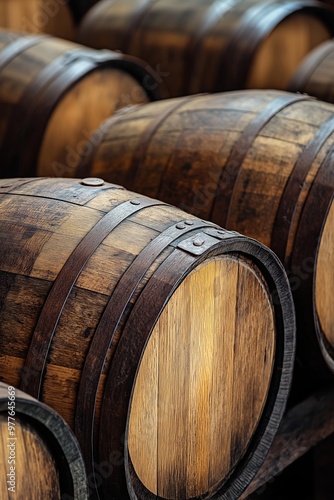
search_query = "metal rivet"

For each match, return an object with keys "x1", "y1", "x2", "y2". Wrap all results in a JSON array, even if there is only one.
[
  {"x1": 185, "y1": 220, "x2": 194, "y2": 226},
  {"x1": 81, "y1": 178, "x2": 105, "y2": 187},
  {"x1": 176, "y1": 223, "x2": 186, "y2": 229},
  {"x1": 130, "y1": 200, "x2": 141, "y2": 205},
  {"x1": 193, "y1": 238, "x2": 205, "y2": 247}
]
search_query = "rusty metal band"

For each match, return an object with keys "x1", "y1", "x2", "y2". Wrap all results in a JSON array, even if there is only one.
[
  {"x1": 5, "y1": 47, "x2": 165, "y2": 176},
  {"x1": 74, "y1": 218, "x2": 216, "y2": 492},
  {"x1": 120, "y1": 0, "x2": 159, "y2": 54},
  {"x1": 183, "y1": 0, "x2": 239, "y2": 95},
  {"x1": 0, "y1": 35, "x2": 49, "y2": 73},
  {"x1": 113, "y1": 52, "x2": 169, "y2": 101},
  {"x1": 288, "y1": 40, "x2": 334, "y2": 93},
  {"x1": 212, "y1": 93, "x2": 310, "y2": 227},
  {"x1": 271, "y1": 115, "x2": 334, "y2": 263},
  {"x1": 216, "y1": 0, "x2": 277, "y2": 90},
  {"x1": 78, "y1": 2, "x2": 167, "y2": 100},
  {"x1": 98, "y1": 247, "x2": 203, "y2": 500},
  {"x1": 291, "y1": 144, "x2": 334, "y2": 298},
  {"x1": 102, "y1": 234, "x2": 296, "y2": 500},
  {"x1": 20, "y1": 197, "x2": 165, "y2": 398},
  {"x1": 5, "y1": 49, "x2": 120, "y2": 176},
  {"x1": 217, "y1": 1, "x2": 333, "y2": 91},
  {"x1": 125, "y1": 95, "x2": 195, "y2": 190},
  {"x1": 290, "y1": 147, "x2": 334, "y2": 375}
]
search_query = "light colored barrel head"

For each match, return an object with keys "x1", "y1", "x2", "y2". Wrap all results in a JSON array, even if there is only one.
[
  {"x1": 315, "y1": 198, "x2": 334, "y2": 353},
  {"x1": 128, "y1": 254, "x2": 276, "y2": 498}
]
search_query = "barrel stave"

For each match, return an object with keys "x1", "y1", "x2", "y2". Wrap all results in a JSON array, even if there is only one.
[
  {"x1": 78, "y1": 0, "x2": 334, "y2": 96},
  {"x1": 0, "y1": 31, "x2": 167, "y2": 179},
  {"x1": 0, "y1": 177, "x2": 295, "y2": 499},
  {"x1": 74, "y1": 90, "x2": 334, "y2": 381}
]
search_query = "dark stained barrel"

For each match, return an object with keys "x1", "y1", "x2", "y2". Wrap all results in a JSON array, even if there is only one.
[
  {"x1": 73, "y1": 90, "x2": 334, "y2": 379},
  {"x1": 0, "y1": 177, "x2": 295, "y2": 500},
  {"x1": 0, "y1": 30, "x2": 167, "y2": 179},
  {"x1": 0, "y1": 382, "x2": 87, "y2": 499},
  {"x1": 288, "y1": 39, "x2": 334, "y2": 103},
  {"x1": 77, "y1": 0, "x2": 334, "y2": 97}
]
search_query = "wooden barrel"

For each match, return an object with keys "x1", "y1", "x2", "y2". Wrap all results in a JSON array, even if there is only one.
[
  {"x1": 0, "y1": 0, "x2": 74, "y2": 40},
  {"x1": 0, "y1": 382, "x2": 87, "y2": 499},
  {"x1": 74, "y1": 90, "x2": 334, "y2": 379},
  {"x1": 288, "y1": 39, "x2": 334, "y2": 103},
  {"x1": 0, "y1": 30, "x2": 167, "y2": 180},
  {"x1": 0, "y1": 177, "x2": 295, "y2": 499},
  {"x1": 77, "y1": 0, "x2": 334, "y2": 98}
]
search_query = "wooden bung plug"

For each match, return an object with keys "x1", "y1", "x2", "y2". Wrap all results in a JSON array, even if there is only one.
[
  {"x1": 0, "y1": 29, "x2": 167, "y2": 179},
  {"x1": 0, "y1": 177, "x2": 295, "y2": 500},
  {"x1": 74, "y1": 89, "x2": 334, "y2": 380},
  {"x1": 288, "y1": 39, "x2": 334, "y2": 104},
  {"x1": 77, "y1": 0, "x2": 334, "y2": 97},
  {"x1": 0, "y1": 382, "x2": 87, "y2": 499}
]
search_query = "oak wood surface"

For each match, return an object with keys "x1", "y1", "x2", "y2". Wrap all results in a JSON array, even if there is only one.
[
  {"x1": 0, "y1": 414, "x2": 61, "y2": 499},
  {"x1": 75, "y1": 89, "x2": 334, "y2": 377},
  {"x1": 315, "y1": 197, "x2": 334, "y2": 359},
  {"x1": 0, "y1": 177, "x2": 295, "y2": 499},
  {"x1": 288, "y1": 39, "x2": 334, "y2": 104},
  {"x1": 0, "y1": 30, "x2": 166, "y2": 179},
  {"x1": 77, "y1": 0, "x2": 334, "y2": 97},
  {"x1": 0, "y1": 0, "x2": 74, "y2": 39},
  {"x1": 0, "y1": 382, "x2": 87, "y2": 499},
  {"x1": 128, "y1": 256, "x2": 275, "y2": 498}
]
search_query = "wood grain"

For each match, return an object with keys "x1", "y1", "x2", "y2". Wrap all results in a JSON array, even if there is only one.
[
  {"x1": 0, "y1": 383, "x2": 87, "y2": 499},
  {"x1": 77, "y1": 0, "x2": 334, "y2": 97},
  {"x1": 315, "y1": 198, "x2": 334, "y2": 351},
  {"x1": 128, "y1": 256, "x2": 275, "y2": 498},
  {"x1": 247, "y1": 13, "x2": 330, "y2": 90},
  {"x1": 0, "y1": 0, "x2": 74, "y2": 40},
  {"x1": 75, "y1": 89, "x2": 334, "y2": 376},
  {"x1": 0, "y1": 177, "x2": 295, "y2": 500},
  {"x1": 37, "y1": 68, "x2": 149, "y2": 176},
  {"x1": 0, "y1": 30, "x2": 166, "y2": 179},
  {"x1": 0, "y1": 414, "x2": 61, "y2": 499},
  {"x1": 288, "y1": 39, "x2": 334, "y2": 103}
]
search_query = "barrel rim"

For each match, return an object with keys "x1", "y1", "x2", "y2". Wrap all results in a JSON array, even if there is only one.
[
  {"x1": 313, "y1": 194, "x2": 334, "y2": 373},
  {"x1": 0, "y1": 382, "x2": 88, "y2": 499},
  {"x1": 287, "y1": 39, "x2": 334, "y2": 94},
  {"x1": 0, "y1": 31, "x2": 167, "y2": 177},
  {"x1": 218, "y1": 0, "x2": 334, "y2": 90},
  {"x1": 99, "y1": 233, "x2": 296, "y2": 499}
]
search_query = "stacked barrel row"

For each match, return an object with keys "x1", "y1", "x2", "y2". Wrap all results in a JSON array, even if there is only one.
[{"x1": 1, "y1": 0, "x2": 334, "y2": 499}]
